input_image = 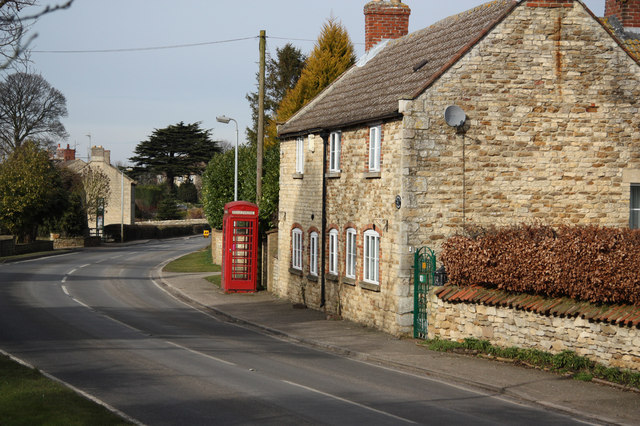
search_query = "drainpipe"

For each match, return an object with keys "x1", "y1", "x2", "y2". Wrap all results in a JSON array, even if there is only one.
[{"x1": 320, "y1": 131, "x2": 329, "y2": 308}]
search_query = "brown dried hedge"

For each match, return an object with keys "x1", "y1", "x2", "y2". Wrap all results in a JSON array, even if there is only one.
[{"x1": 441, "y1": 225, "x2": 640, "y2": 306}]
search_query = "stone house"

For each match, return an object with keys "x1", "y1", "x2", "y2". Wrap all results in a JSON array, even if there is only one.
[
  {"x1": 64, "y1": 145, "x2": 135, "y2": 230},
  {"x1": 276, "y1": 0, "x2": 640, "y2": 336}
]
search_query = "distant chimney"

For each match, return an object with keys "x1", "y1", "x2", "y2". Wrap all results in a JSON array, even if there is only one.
[
  {"x1": 605, "y1": 0, "x2": 640, "y2": 31},
  {"x1": 90, "y1": 145, "x2": 111, "y2": 165},
  {"x1": 364, "y1": 0, "x2": 411, "y2": 52}
]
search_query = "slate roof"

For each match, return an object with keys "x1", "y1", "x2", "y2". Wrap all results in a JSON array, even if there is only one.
[
  {"x1": 437, "y1": 285, "x2": 640, "y2": 327},
  {"x1": 278, "y1": 0, "x2": 518, "y2": 137}
]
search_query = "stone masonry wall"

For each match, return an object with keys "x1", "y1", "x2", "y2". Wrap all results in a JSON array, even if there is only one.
[
  {"x1": 402, "y1": 1, "x2": 640, "y2": 255},
  {"x1": 427, "y1": 290, "x2": 640, "y2": 371},
  {"x1": 277, "y1": 120, "x2": 413, "y2": 335}
]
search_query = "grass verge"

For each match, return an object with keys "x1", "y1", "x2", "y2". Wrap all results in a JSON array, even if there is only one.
[
  {"x1": 421, "y1": 337, "x2": 640, "y2": 391},
  {"x1": 163, "y1": 247, "x2": 221, "y2": 273},
  {"x1": 205, "y1": 274, "x2": 221, "y2": 288},
  {"x1": 0, "y1": 354, "x2": 131, "y2": 425}
]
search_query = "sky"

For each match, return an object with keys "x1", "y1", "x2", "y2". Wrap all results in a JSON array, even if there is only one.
[{"x1": 25, "y1": 0, "x2": 606, "y2": 165}]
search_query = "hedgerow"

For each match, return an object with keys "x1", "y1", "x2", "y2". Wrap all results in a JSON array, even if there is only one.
[{"x1": 441, "y1": 225, "x2": 640, "y2": 305}]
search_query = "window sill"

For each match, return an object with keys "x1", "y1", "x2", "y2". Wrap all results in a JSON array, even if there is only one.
[
  {"x1": 292, "y1": 173, "x2": 304, "y2": 179},
  {"x1": 363, "y1": 171, "x2": 381, "y2": 179},
  {"x1": 359, "y1": 281, "x2": 380, "y2": 292},
  {"x1": 326, "y1": 172, "x2": 341, "y2": 179},
  {"x1": 342, "y1": 277, "x2": 356, "y2": 286},
  {"x1": 307, "y1": 274, "x2": 318, "y2": 282},
  {"x1": 289, "y1": 267, "x2": 303, "y2": 276},
  {"x1": 326, "y1": 273, "x2": 339, "y2": 282}
]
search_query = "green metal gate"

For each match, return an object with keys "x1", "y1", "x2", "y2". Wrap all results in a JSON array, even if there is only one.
[{"x1": 413, "y1": 247, "x2": 436, "y2": 339}]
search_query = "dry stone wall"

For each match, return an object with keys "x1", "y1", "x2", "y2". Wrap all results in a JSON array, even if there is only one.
[{"x1": 427, "y1": 290, "x2": 640, "y2": 371}]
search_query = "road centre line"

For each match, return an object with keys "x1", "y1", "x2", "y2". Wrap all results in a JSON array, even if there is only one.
[
  {"x1": 165, "y1": 341, "x2": 236, "y2": 366},
  {"x1": 281, "y1": 380, "x2": 417, "y2": 424}
]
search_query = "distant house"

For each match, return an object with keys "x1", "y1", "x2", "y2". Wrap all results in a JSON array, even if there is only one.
[
  {"x1": 63, "y1": 145, "x2": 135, "y2": 230},
  {"x1": 276, "y1": 0, "x2": 640, "y2": 335}
]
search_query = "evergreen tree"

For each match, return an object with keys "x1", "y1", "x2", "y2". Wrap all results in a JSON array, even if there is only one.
[
  {"x1": 129, "y1": 122, "x2": 220, "y2": 191},
  {"x1": 276, "y1": 18, "x2": 356, "y2": 124}
]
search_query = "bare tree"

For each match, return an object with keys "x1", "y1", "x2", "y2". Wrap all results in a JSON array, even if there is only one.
[
  {"x1": 0, "y1": 0, "x2": 74, "y2": 71},
  {"x1": 81, "y1": 165, "x2": 111, "y2": 226},
  {"x1": 0, "y1": 72, "x2": 68, "y2": 156}
]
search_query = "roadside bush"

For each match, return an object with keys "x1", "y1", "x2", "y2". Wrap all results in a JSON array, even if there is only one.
[
  {"x1": 176, "y1": 181, "x2": 198, "y2": 203},
  {"x1": 441, "y1": 224, "x2": 640, "y2": 305},
  {"x1": 135, "y1": 184, "x2": 165, "y2": 219}
]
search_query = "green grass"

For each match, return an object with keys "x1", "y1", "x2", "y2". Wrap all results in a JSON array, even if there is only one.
[
  {"x1": 0, "y1": 354, "x2": 131, "y2": 425},
  {"x1": 422, "y1": 337, "x2": 640, "y2": 390},
  {"x1": 163, "y1": 248, "x2": 221, "y2": 273},
  {"x1": 205, "y1": 274, "x2": 221, "y2": 287}
]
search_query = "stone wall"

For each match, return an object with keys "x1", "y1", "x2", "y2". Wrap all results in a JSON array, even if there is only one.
[
  {"x1": 427, "y1": 290, "x2": 640, "y2": 371},
  {"x1": 402, "y1": 1, "x2": 640, "y2": 255},
  {"x1": 210, "y1": 229, "x2": 223, "y2": 265},
  {"x1": 277, "y1": 122, "x2": 414, "y2": 335}
]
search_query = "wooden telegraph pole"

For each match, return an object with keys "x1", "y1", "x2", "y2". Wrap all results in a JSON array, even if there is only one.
[{"x1": 256, "y1": 30, "x2": 266, "y2": 206}]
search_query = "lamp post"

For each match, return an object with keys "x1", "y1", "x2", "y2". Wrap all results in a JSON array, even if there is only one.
[{"x1": 216, "y1": 115, "x2": 238, "y2": 201}]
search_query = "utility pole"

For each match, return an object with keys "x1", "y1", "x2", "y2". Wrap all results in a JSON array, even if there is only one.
[{"x1": 256, "y1": 30, "x2": 266, "y2": 206}]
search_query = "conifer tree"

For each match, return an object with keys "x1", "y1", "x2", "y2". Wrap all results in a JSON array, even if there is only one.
[{"x1": 276, "y1": 18, "x2": 356, "y2": 124}]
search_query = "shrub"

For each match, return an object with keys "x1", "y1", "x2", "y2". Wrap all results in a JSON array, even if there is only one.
[
  {"x1": 441, "y1": 225, "x2": 640, "y2": 305},
  {"x1": 176, "y1": 181, "x2": 198, "y2": 203}
]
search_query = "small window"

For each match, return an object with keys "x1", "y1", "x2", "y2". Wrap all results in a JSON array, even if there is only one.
[
  {"x1": 329, "y1": 132, "x2": 341, "y2": 172},
  {"x1": 363, "y1": 230, "x2": 380, "y2": 284},
  {"x1": 292, "y1": 228, "x2": 303, "y2": 270},
  {"x1": 329, "y1": 229, "x2": 339, "y2": 275},
  {"x1": 309, "y1": 232, "x2": 318, "y2": 276},
  {"x1": 369, "y1": 126, "x2": 381, "y2": 172},
  {"x1": 345, "y1": 228, "x2": 356, "y2": 279},
  {"x1": 631, "y1": 185, "x2": 640, "y2": 229},
  {"x1": 296, "y1": 137, "x2": 304, "y2": 174}
]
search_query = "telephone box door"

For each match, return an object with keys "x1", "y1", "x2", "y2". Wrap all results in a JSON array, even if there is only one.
[{"x1": 222, "y1": 201, "x2": 258, "y2": 292}]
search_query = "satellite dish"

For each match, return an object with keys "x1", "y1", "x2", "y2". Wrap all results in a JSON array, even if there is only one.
[{"x1": 444, "y1": 105, "x2": 466, "y2": 128}]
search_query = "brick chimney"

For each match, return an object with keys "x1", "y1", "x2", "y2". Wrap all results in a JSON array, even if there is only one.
[
  {"x1": 364, "y1": 0, "x2": 411, "y2": 52},
  {"x1": 605, "y1": 0, "x2": 640, "y2": 31}
]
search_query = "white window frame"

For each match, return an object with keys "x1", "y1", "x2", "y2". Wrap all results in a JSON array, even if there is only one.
[
  {"x1": 631, "y1": 184, "x2": 640, "y2": 229},
  {"x1": 329, "y1": 229, "x2": 339, "y2": 275},
  {"x1": 345, "y1": 228, "x2": 356, "y2": 279},
  {"x1": 329, "y1": 131, "x2": 341, "y2": 173},
  {"x1": 295, "y1": 137, "x2": 304, "y2": 174},
  {"x1": 309, "y1": 231, "x2": 318, "y2": 276},
  {"x1": 369, "y1": 125, "x2": 381, "y2": 172},
  {"x1": 292, "y1": 228, "x2": 303, "y2": 270},
  {"x1": 363, "y1": 230, "x2": 380, "y2": 284}
]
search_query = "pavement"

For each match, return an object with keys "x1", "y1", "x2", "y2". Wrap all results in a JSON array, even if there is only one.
[{"x1": 156, "y1": 267, "x2": 640, "y2": 426}]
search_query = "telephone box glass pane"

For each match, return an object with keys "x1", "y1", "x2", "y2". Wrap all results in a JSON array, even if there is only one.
[{"x1": 232, "y1": 220, "x2": 253, "y2": 281}]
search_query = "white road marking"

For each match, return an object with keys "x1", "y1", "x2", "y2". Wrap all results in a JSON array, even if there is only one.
[
  {"x1": 62, "y1": 285, "x2": 70, "y2": 296},
  {"x1": 281, "y1": 380, "x2": 418, "y2": 424},
  {"x1": 165, "y1": 341, "x2": 236, "y2": 366}
]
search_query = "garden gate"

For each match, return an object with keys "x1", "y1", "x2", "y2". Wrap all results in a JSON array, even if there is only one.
[{"x1": 413, "y1": 247, "x2": 436, "y2": 339}]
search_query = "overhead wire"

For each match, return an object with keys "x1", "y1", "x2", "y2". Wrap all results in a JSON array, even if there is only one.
[{"x1": 31, "y1": 35, "x2": 364, "y2": 55}]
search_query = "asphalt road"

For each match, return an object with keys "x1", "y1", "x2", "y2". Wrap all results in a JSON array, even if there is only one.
[{"x1": 0, "y1": 237, "x2": 589, "y2": 425}]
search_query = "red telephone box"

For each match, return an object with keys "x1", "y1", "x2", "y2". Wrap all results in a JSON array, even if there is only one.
[{"x1": 221, "y1": 201, "x2": 259, "y2": 293}]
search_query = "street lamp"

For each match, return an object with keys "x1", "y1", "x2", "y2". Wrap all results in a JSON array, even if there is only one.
[{"x1": 216, "y1": 115, "x2": 238, "y2": 201}]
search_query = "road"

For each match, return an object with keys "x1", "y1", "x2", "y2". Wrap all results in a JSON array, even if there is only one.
[{"x1": 0, "y1": 237, "x2": 588, "y2": 425}]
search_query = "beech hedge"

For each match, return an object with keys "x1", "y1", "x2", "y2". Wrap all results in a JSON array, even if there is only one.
[{"x1": 441, "y1": 225, "x2": 640, "y2": 305}]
